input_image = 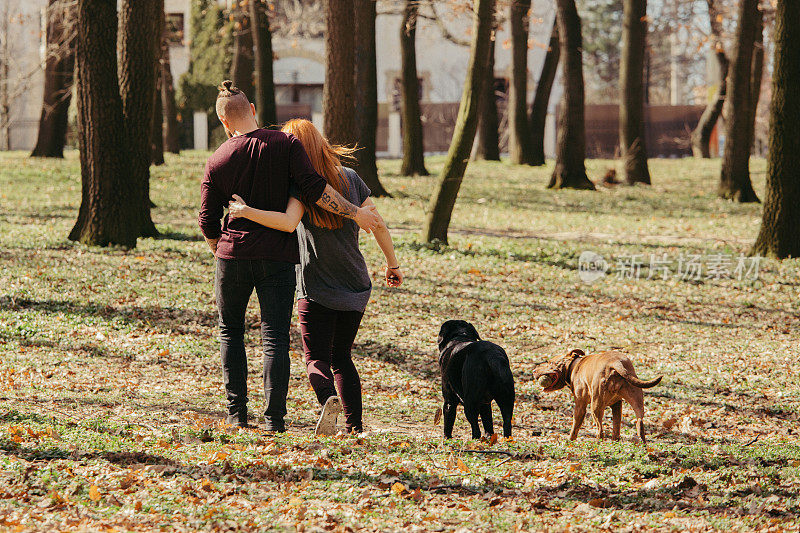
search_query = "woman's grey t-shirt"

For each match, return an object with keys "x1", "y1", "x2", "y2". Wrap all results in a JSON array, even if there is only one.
[{"x1": 294, "y1": 167, "x2": 372, "y2": 313}]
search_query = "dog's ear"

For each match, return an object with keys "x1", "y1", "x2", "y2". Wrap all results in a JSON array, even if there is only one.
[
  {"x1": 437, "y1": 321, "x2": 453, "y2": 346},
  {"x1": 568, "y1": 349, "x2": 585, "y2": 357},
  {"x1": 466, "y1": 322, "x2": 481, "y2": 341}
]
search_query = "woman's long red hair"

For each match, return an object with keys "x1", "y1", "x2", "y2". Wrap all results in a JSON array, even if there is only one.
[{"x1": 281, "y1": 119, "x2": 356, "y2": 230}]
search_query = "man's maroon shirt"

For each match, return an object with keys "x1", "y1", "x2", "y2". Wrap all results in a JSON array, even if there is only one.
[{"x1": 198, "y1": 129, "x2": 327, "y2": 262}]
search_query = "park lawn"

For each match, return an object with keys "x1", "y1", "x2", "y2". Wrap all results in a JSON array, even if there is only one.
[{"x1": 0, "y1": 150, "x2": 798, "y2": 532}]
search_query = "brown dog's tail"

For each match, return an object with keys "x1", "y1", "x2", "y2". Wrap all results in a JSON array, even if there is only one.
[
  {"x1": 611, "y1": 362, "x2": 662, "y2": 388},
  {"x1": 623, "y1": 374, "x2": 662, "y2": 389}
]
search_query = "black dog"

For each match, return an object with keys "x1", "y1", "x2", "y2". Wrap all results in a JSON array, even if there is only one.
[{"x1": 437, "y1": 320, "x2": 515, "y2": 439}]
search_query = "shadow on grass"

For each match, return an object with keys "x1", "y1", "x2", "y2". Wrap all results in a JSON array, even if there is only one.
[
  {"x1": 1, "y1": 296, "x2": 216, "y2": 332},
  {"x1": 0, "y1": 436, "x2": 512, "y2": 497},
  {"x1": 530, "y1": 478, "x2": 796, "y2": 518},
  {"x1": 154, "y1": 230, "x2": 203, "y2": 242}
]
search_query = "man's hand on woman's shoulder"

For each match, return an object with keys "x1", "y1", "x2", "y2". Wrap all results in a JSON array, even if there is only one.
[{"x1": 354, "y1": 205, "x2": 380, "y2": 233}]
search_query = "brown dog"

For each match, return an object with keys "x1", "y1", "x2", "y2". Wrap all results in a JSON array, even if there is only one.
[{"x1": 533, "y1": 349, "x2": 662, "y2": 444}]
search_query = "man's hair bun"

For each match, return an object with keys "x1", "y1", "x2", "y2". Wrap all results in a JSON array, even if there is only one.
[{"x1": 218, "y1": 80, "x2": 240, "y2": 97}]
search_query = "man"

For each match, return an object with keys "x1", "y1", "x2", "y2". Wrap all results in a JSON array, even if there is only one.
[{"x1": 199, "y1": 80, "x2": 380, "y2": 431}]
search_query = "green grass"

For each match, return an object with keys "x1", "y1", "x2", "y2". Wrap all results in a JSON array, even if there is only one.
[{"x1": 0, "y1": 151, "x2": 798, "y2": 531}]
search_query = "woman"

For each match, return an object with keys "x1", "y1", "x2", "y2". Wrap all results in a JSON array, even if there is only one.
[{"x1": 228, "y1": 119, "x2": 403, "y2": 435}]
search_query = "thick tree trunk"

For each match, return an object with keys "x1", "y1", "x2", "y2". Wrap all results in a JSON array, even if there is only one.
[
  {"x1": 250, "y1": 0, "x2": 276, "y2": 127},
  {"x1": 473, "y1": 39, "x2": 500, "y2": 161},
  {"x1": 161, "y1": 37, "x2": 180, "y2": 154},
  {"x1": 31, "y1": 0, "x2": 75, "y2": 158},
  {"x1": 619, "y1": 0, "x2": 651, "y2": 185},
  {"x1": 151, "y1": 65, "x2": 165, "y2": 166},
  {"x1": 751, "y1": 0, "x2": 800, "y2": 258},
  {"x1": 323, "y1": 0, "x2": 355, "y2": 147},
  {"x1": 400, "y1": 0, "x2": 429, "y2": 176},
  {"x1": 719, "y1": 0, "x2": 760, "y2": 203},
  {"x1": 353, "y1": 0, "x2": 390, "y2": 196},
  {"x1": 529, "y1": 20, "x2": 559, "y2": 167},
  {"x1": 691, "y1": 0, "x2": 727, "y2": 158},
  {"x1": 118, "y1": 0, "x2": 162, "y2": 237},
  {"x1": 423, "y1": 0, "x2": 496, "y2": 244},
  {"x1": 230, "y1": 8, "x2": 255, "y2": 101},
  {"x1": 548, "y1": 0, "x2": 594, "y2": 190},
  {"x1": 508, "y1": 0, "x2": 534, "y2": 165},
  {"x1": 69, "y1": 0, "x2": 139, "y2": 247}
]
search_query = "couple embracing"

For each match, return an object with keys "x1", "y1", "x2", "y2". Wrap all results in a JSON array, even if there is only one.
[{"x1": 198, "y1": 81, "x2": 403, "y2": 435}]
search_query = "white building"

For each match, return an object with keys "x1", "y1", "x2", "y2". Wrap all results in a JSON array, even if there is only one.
[
  {"x1": 3, "y1": 0, "x2": 559, "y2": 156},
  {"x1": 1, "y1": 1, "x2": 46, "y2": 150}
]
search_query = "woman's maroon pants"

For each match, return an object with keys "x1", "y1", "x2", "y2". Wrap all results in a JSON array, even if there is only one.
[{"x1": 297, "y1": 298, "x2": 364, "y2": 431}]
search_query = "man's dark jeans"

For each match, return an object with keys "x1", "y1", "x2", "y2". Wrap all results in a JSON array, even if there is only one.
[{"x1": 215, "y1": 258, "x2": 295, "y2": 430}]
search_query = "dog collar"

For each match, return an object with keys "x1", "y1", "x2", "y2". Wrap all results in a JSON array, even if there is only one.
[{"x1": 564, "y1": 355, "x2": 580, "y2": 386}]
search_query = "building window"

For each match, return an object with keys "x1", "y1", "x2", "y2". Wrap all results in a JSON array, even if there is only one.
[{"x1": 165, "y1": 13, "x2": 185, "y2": 45}]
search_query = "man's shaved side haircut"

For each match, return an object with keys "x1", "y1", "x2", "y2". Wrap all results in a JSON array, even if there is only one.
[{"x1": 216, "y1": 80, "x2": 252, "y2": 120}]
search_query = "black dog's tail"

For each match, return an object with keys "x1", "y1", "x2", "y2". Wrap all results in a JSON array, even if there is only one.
[
  {"x1": 487, "y1": 356, "x2": 514, "y2": 390},
  {"x1": 486, "y1": 352, "x2": 515, "y2": 437}
]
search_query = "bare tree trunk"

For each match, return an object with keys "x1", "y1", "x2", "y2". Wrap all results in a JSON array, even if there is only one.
[
  {"x1": 548, "y1": 0, "x2": 594, "y2": 190},
  {"x1": 529, "y1": 19, "x2": 559, "y2": 167},
  {"x1": 250, "y1": 0, "x2": 276, "y2": 126},
  {"x1": 400, "y1": 0, "x2": 428, "y2": 176},
  {"x1": 473, "y1": 39, "x2": 500, "y2": 161},
  {"x1": 619, "y1": 0, "x2": 651, "y2": 185},
  {"x1": 118, "y1": 0, "x2": 162, "y2": 237},
  {"x1": 719, "y1": 0, "x2": 760, "y2": 202},
  {"x1": 508, "y1": 0, "x2": 534, "y2": 165},
  {"x1": 353, "y1": 0, "x2": 390, "y2": 196},
  {"x1": 0, "y1": 2, "x2": 9, "y2": 151},
  {"x1": 691, "y1": 51, "x2": 728, "y2": 158},
  {"x1": 69, "y1": 0, "x2": 138, "y2": 247},
  {"x1": 230, "y1": 7, "x2": 255, "y2": 101},
  {"x1": 323, "y1": 0, "x2": 355, "y2": 147},
  {"x1": 747, "y1": 10, "x2": 764, "y2": 154},
  {"x1": 423, "y1": 0, "x2": 497, "y2": 244},
  {"x1": 751, "y1": 0, "x2": 800, "y2": 258},
  {"x1": 151, "y1": 64, "x2": 164, "y2": 166},
  {"x1": 691, "y1": 0, "x2": 727, "y2": 158},
  {"x1": 161, "y1": 37, "x2": 180, "y2": 154},
  {"x1": 31, "y1": 0, "x2": 76, "y2": 158}
]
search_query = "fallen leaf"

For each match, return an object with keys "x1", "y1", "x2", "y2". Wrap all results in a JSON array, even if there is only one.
[
  {"x1": 391, "y1": 482, "x2": 407, "y2": 495},
  {"x1": 433, "y1": 407, "x2": 442, "y2": 426},
  {"x1": 588, "y1": 498, "x2": 607, "y2": 508},
  {"x1": 408, "y1": 489, "x2": 424, "y2": 502},
  {"x1": 457, "y1": 458, "x2": 469, "y2": 473},
  {"x1": 662, "y1": 416, "x2": 678, "y2": 430},
  {"x1": 88, "y1": 484, "x2": 101, "y2": 502}
]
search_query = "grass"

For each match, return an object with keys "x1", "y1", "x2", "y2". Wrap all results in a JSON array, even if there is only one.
[{"x1": 0, "y1": 150, "x2": 798, "y2": 531}]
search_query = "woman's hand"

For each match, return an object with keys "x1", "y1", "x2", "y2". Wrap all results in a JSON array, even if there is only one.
[
  {"x1": 228, "y1": 194, "x2": 249, "y2": 219},
  {"x1": 385, "y1": 266, "x2": 404, "y2": 288}
]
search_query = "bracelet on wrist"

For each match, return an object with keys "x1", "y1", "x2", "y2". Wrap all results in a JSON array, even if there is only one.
[{"x1": 387, "y1": 265, "x2": 400, "y2": 270}]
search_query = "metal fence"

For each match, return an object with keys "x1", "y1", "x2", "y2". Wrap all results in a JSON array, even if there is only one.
[{"x1": 376, "y1": 102, "x2": 705, "y2": 158}]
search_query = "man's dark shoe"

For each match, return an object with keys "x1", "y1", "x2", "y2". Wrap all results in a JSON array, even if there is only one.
[
  {"x1": 262, "y1": 417, "x2": 286, "y2": 433},
  {"x1": 226, "y1": 412, "x2": 249, "y2": 428}
]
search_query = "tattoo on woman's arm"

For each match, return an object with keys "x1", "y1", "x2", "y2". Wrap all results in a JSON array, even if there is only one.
[{"x1": 318, "y1": 188, "x2": 357, "y2": 218}]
